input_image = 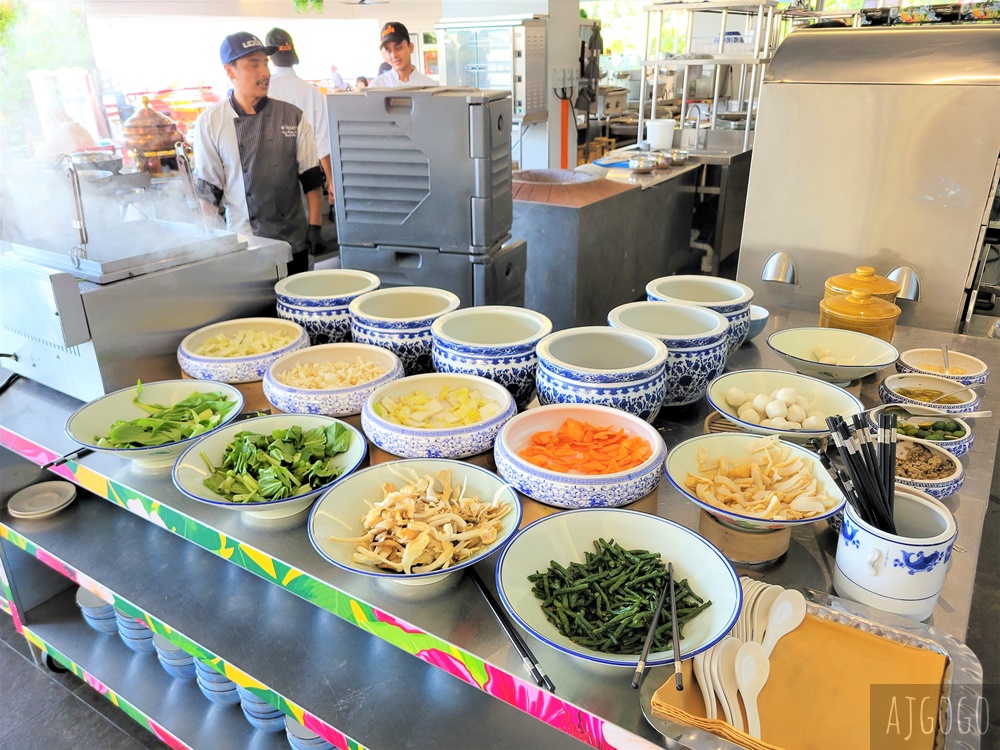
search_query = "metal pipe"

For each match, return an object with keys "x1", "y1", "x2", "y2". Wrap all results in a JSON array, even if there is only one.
[{"x1": 56, "y1": 154, "x2": 88, "y2": 256}]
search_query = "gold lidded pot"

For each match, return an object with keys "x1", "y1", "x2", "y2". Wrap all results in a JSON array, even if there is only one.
[
  {"x1": 120, "y1": 96, "x2": 183, "y2": 154},
  {"x1": 819, "y1": 288, "x2": 901, "y2": 343},
  {"x1": 824, "y1": 266, "x2": 900, "y2": 304}
]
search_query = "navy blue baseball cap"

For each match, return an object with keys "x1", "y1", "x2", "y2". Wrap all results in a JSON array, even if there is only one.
[{"x1": 220, "y1": 32, "x2": 277, "y2": 65}]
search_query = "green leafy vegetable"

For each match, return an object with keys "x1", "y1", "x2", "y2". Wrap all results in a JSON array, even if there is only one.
[
  {"x1": 96, "y1": 381, "x2": 238, "y2": 449},
  {"x1": 201, "y1": 423, "x2": 352, "y2": 504}
]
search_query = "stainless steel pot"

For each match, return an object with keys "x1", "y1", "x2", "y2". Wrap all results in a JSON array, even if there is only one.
[{"x1": 72, "y1": 149, "x2": 123, "y2": 174}]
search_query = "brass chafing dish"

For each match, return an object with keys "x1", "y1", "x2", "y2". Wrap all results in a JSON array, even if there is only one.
[{"x1": 121, "y1": 96, "x2": 183, "y2": 154}]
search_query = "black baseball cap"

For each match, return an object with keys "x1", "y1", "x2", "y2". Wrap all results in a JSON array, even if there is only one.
[
  {"x1": 220, "y1": 32, "x2": 277, "y2": 65},
  {"x1": 266, "y1": 27, "x2": 299, "y2": 67},
  {"x1": 380, "y1": 21, "x2": 410, "y2": 48}
]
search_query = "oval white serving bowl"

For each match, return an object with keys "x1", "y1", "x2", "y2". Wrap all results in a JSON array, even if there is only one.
[
  {"x1": 607, "y1": 300, "x2": 729, "y2": 407},
  {"x1": 263, "y1": 343, "x2": 404, "y2": 417},
  {"x1": 432, "y1": 306, "x2": 552, "y2": 410},
  {"x1": 361, "y1": 372, "x2": 516, "y2": 459},
  {"x1": 177, "y1": 318, "x2": 309, "y2": 383},
  {"x1": 896, "y1": 347, "x2": 989, "y2": 386},
  {"x1": 535, "y1": 326, "x2": 668, "y2": 422},
  {"x1": 865, "y1": 404, "x2": 973, "y2": 458},
  {"x1": 645, "y1": 275, "x2": 754, "y2": 354},
  {"x1": 274, "y1": 269, "x2": 380, "y2": 309},
  {"x1": 706, "y1": 369, "x2": 864, "y2": 442},
  {"x1": 495, "y1": 508, "x2": 742, "y2": 667},
  {"x1": 65, "y1": 380, "x2": 245, "y2": 469},
  {"x1": 880, "y1": 373, "x2": 980, "y2": 415},
  {"x1": 892, "y1": 435, "x2": 965, "y2": 500},
  {"x1": 767, "y1": 327, "x2": 899, "y2": 385},
  {"x1": 494, "y1": 403, "x2": 666, "y2": 508},
  {"x1": 172, "y1": 414, "x2": 366, "y2": 519}
]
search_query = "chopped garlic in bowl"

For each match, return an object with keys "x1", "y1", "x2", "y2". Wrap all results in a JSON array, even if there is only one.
[{"x1": 276, "y1": 357, "x2": 388, "y2": 390}]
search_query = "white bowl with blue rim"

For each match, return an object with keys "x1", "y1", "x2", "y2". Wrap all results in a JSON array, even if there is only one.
[
  {"x1": 171, "y1": 414, "x2": 366, "y2": 519},
  {"x1": 263, "y1": 343, "x2": 404, "y2": 417},
  {"x1": 177, "y1": 317, "x2": 309, "y2": 384},
  {"x1": 431, "y1": 306, "x2": 552, "y2": 410},
  {"x1": 664, "y1": 432, "x2": 847, "y2": 531},
  {"x1": 865, "y1": 404, "x2": 973, "y2": 458},
  {"x1": 745, "y1": 305, "x2": 769, "y2": 342},
  {"x1": 645, "y1": 275, "x2": 754, "y2": 355},
  {"x1": 309, "y1": 458, "x2": 522, "y2": 598},
  {"x1": 893, "y1": 435, "x2": 965, "y2": 500},
  {"x1": 495, "y1": 508, "x2": 742, "y2": 667},
  {"x1": 607, "y1": 301, "x2": 728, "y2": 408},
  {"x1": 361, "y1": 372, "x2": 515, "y2": 459},
  {"x1": 895, "y1": 348, "x2": 989, "y2": 386},
  {"x1": 493, "y1": 403, "x2": 665, "y2": 509},
  {"x1": 707, "y1": 369, "x2": 864, "y2": 442},
  {"x1": 767, "y1": 327, "x2": 899, "y2": 386},
  {"x1": 880, "y1": 373, "x2": 980, "y2": 415},
  {"x1": 349, "y1": 286, "x2": 461, "y2": 376},
  {"x1": 275, "y1": 269, "x2": 380, "y2": 309},
  {"x1": 535, "y1": 326, "x2": 668, "y2": 423},
  {"x1": 65, "y1": 379, "x2": 244, "y2": 469}
]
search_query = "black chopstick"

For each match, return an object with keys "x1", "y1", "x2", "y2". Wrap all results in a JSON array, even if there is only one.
[
  {"x1": 42, "y1": 447, "x2": 94, "y2": 470},
  {"x1": 631, "y1": 563, "x2": 672, "y2": 690},
  {"x1": 469, "y1": 568, "x2": 555, "y2": 693},
  {"x1": 668, "y1": 562, "x2": 683, "y2": 691}
]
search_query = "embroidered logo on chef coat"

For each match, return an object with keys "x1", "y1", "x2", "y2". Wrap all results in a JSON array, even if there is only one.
[{"x1": 280, "y1": 124, "x2": 297, "y2": 137}]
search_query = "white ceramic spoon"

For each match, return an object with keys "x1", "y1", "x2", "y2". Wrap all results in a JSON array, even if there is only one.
[
  {"x1": 751, "y1": 585, "x2": 784, "y2": 644},
  {"x1": 714, "y1": 636, "x2": 745, "y2": 732},
  {"x1": 694, "y1": 647, "x2": 718, "y2": 720},
  {"x1": 735, "y1": 641, "x2": 770, "y2": 740},
  {"x1": 760, "y1": 589, "x2": 807, "y2": 657}
]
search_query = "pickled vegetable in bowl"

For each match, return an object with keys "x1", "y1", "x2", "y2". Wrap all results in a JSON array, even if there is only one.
[
  {"x1": 195, "y1": 329, "x2": 297, "y2": 357},
  {"x1": 894, "y1": 387, "x2": 964, "y2": 405},
  {"x1": 373, "y1": 386, "x2": 501, "y2": 428}
]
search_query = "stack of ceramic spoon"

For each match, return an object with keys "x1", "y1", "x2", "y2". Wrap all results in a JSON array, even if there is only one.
[{"x1": 691, "y1": 578, "x2": 806, "y2": 739}]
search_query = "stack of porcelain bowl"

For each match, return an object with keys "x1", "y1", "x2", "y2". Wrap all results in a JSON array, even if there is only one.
[
  {"x1": 115, "y1": 609, "x2": 155, "y2": 653},
  {"x1": 432, "y1": 306, "x2": 552, "y2": 409},
  {"x1": 646, "y1": 275, "x2": 754, "y2": 355},
  {"x1": 76, "y1": 588, "x2": 117, "y2": 634},
  {"x1": 286, "y1": 717, "x2": 334, "y2": 750},
  {"x1": 195, "y1": 659, "x2": 240, "y2": 705},
  {"x1": 534, "y1": 326, "x2": 668, "y2": 422},
  {"x1": 237, "y1": 685, "x2": 286, "y2": 732},
  {"x1": 152, "y1": 633, "x2": 196, "y2": 680},
  {"x1": 275, "y1": 270, "x2": 380, "y2": 345},
  {"x1": 608, "y1": 301, "x2": 729, "y2": 407}
]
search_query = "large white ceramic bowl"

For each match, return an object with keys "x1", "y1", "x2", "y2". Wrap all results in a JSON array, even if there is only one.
[
  {"x1": 767, "y1": 327, "x2": 899, "y2": 385},
  {"x1": 308, "y1": 459, "x2": 522, "y2": 596},
  {"x1": 607, "y1": 301, "x2": 728, "y2": 408},
  {"x1": 432, "y1": 306, "x2": 552, "y2": 410},
  {"x1": 880, "y1": 373, "x2": 980, "y2": 415},
  {"x1": 493, "y1": 403, "x2": 666, "y2": 508},
  {"x1": 361, "y1": 372, "x2": 516, "y2": 459},
  {"x1": 177, "y1": 318, "x2": 309, "y2": 383},
  {"x1": 865, "y1": 404, "x2": 973, "y2": 458},
  {"x1": 645, "y1": 275, "x2": 754, "y2": 354},
  {"x1": 275, "y1": 269, "x2": 380, "y2": 309},
  {"x1": 665, "y1": 432, "x2": 847, "y2": 530},
  {"x1": 65, "y1": 380, "x2": 244, "y2": 469},
  {"x1": 893, "y1": 435, "x2": 965, "y2": 500},
  {"x1": 263, "y1": 343, "x2": 404, "y2": 417},
  {"x1": 535, "y1": 326, "x2": 668, "y2": 422},
  {"x1": 495, "y1": 508, "x2": 742, "y2": 667},
  {"x1": 707, "y1": 369, "x2": 864, "y2": 441},
  {"x1": 172, "y1": 414, "x2": 366, "y2": 519},
  {"x1": 896, "y1": 348, "x2": 989, "y2": 386}
]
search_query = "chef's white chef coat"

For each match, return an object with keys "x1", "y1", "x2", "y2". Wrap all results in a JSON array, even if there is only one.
[
  {"x1": 193, "y1": 94, "x2": 321, "y2": 250},
  {"x1": 267, "y1": 67, "x2": 331, "y2": 161},
  {"x1": 371, "y1": 68, "x2": 437, "y2": 88}
]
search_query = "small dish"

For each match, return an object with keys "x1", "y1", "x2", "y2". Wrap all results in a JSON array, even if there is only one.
[
  {"x1": 880, "y1": 373, "x2": 980, "y2": 415},
  {"x1": 745, "y1": 305, "x2": 769, "y2": 342},
  {"x1": 7, "y1": 481, "x2": 77, "y2": 519},
  {"x1": 865, "y1": 404, "x2": 973, "y2": 458},
  {"x1": 896, "y1": 348, "x2": 988, "y2": 386},
  {"x1": 893, "y1": 435, "x2": 965, "y2": 500}
]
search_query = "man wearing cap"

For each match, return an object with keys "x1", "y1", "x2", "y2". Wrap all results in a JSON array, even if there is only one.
[
  {"x1": 264, "y1": 27, "x2": 334, "y2": 206},
  {"x1": 372, "y1": 22, "x2": 436, "y2": 88},
  {"x1": 194, "y1": 32, "x2": 324, "y2": 274}
]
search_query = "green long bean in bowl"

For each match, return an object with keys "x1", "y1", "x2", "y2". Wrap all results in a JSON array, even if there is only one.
[{"x1": 528, "y1": 538, "x2": 712, "y2": 654}]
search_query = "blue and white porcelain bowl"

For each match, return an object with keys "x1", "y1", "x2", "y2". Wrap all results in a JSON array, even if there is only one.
[
  {"x1": 493, "y1": 403, "x2": 665, "y2": 509},
  {"x1": 350, "y1": 286, "x2": 461, "y2": 376},
  {"x1": 834, "y1": 485, "x2": 957, "y2": 621},
  {"x1": 607, "y1": 301, "x2": 728, "y2": 408},
  {"x1": 880, "y1": 373, "x2": 980, "y2": 415},
  {"x1": 264, "y1": 343, "x2": 404, "y2": 417},
  {"x1": 432, "y1": 306, "x2": 552, "y2": 410},
  {"x1": 645, "y1": 275, "x2": 754, "y2": 355},
  {"x1": 896, "y1": 348, "x2": 989, "y2": 386},
  {"x1": 277, "y1": 301, "x2": 352, "y2": 346},
  {"x1": 275, "y1": 269, "x2": 380, "y2": 309},
  {"x1": 177, "y1": 318, "x2": 309, "y2": 384},
  {"x1": 746, "y1": 305, "x2": 769, "y2": 342},
  {"x1": 534, "y1": 327, "x2": 668, "y2": 422},
  {"x1": 865, "y1": 404, "x2": 973, "y2": 458},
  {"x1": 893, "y1": 435, "x2": 965, "y2": 500},
  {"x1": 361, "y1": 373, "x2": 516, "y2": 459}
]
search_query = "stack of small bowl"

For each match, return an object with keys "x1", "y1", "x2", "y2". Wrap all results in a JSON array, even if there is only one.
[
  {"x1": 237, "y1": 685, "x2": 286, "y2": 732},
  {"x1": 285, "y1": 717, "x2": 334, "y2": 750},
  {"x1": 152, "y1": 633, "x2": 196, "y2": 680},
  {"x1": 646, "y1": 274, "x2": 755, "y2": 355},
  {"x1": 275, "y1": 270, "x2": 380, "y2": 345},
  {"x1": 115, "y1": 609, "x2": 155, "y2": 653},
  {"x1": 195, "y1": 659, "x2": 241, "y2": 705},
  {"x1": 76, "y1": 588, "x2": 117, "y2": 634}
]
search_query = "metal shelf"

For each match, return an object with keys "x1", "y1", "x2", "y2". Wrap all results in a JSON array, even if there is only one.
[
  {"x1": 642, "y1": 0, "x2": 777, "y2": 12},
  {"x1": 642, "y1": 56, "x2": 771, "y2": 66}
]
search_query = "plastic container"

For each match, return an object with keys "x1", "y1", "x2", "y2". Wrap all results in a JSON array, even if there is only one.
[
  {"x1": 819, "y1": 289, "x2": 901, "y2": 343},
  {"x1": 824, "y1": 266, "x2": 900, "y2": 304},
  {"x1": 645, "y1": 119, "x2": 676, "y2": 150}
]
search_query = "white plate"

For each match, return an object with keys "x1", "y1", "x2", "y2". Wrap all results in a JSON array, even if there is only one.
[{"x1": 8, "y1": 481, "x2": 77, "y2": 519}]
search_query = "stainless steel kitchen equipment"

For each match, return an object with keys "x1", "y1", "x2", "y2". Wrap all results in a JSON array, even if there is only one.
[{"x1": 736, "y1": 26, "x2": 1000, "y2": 333}]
